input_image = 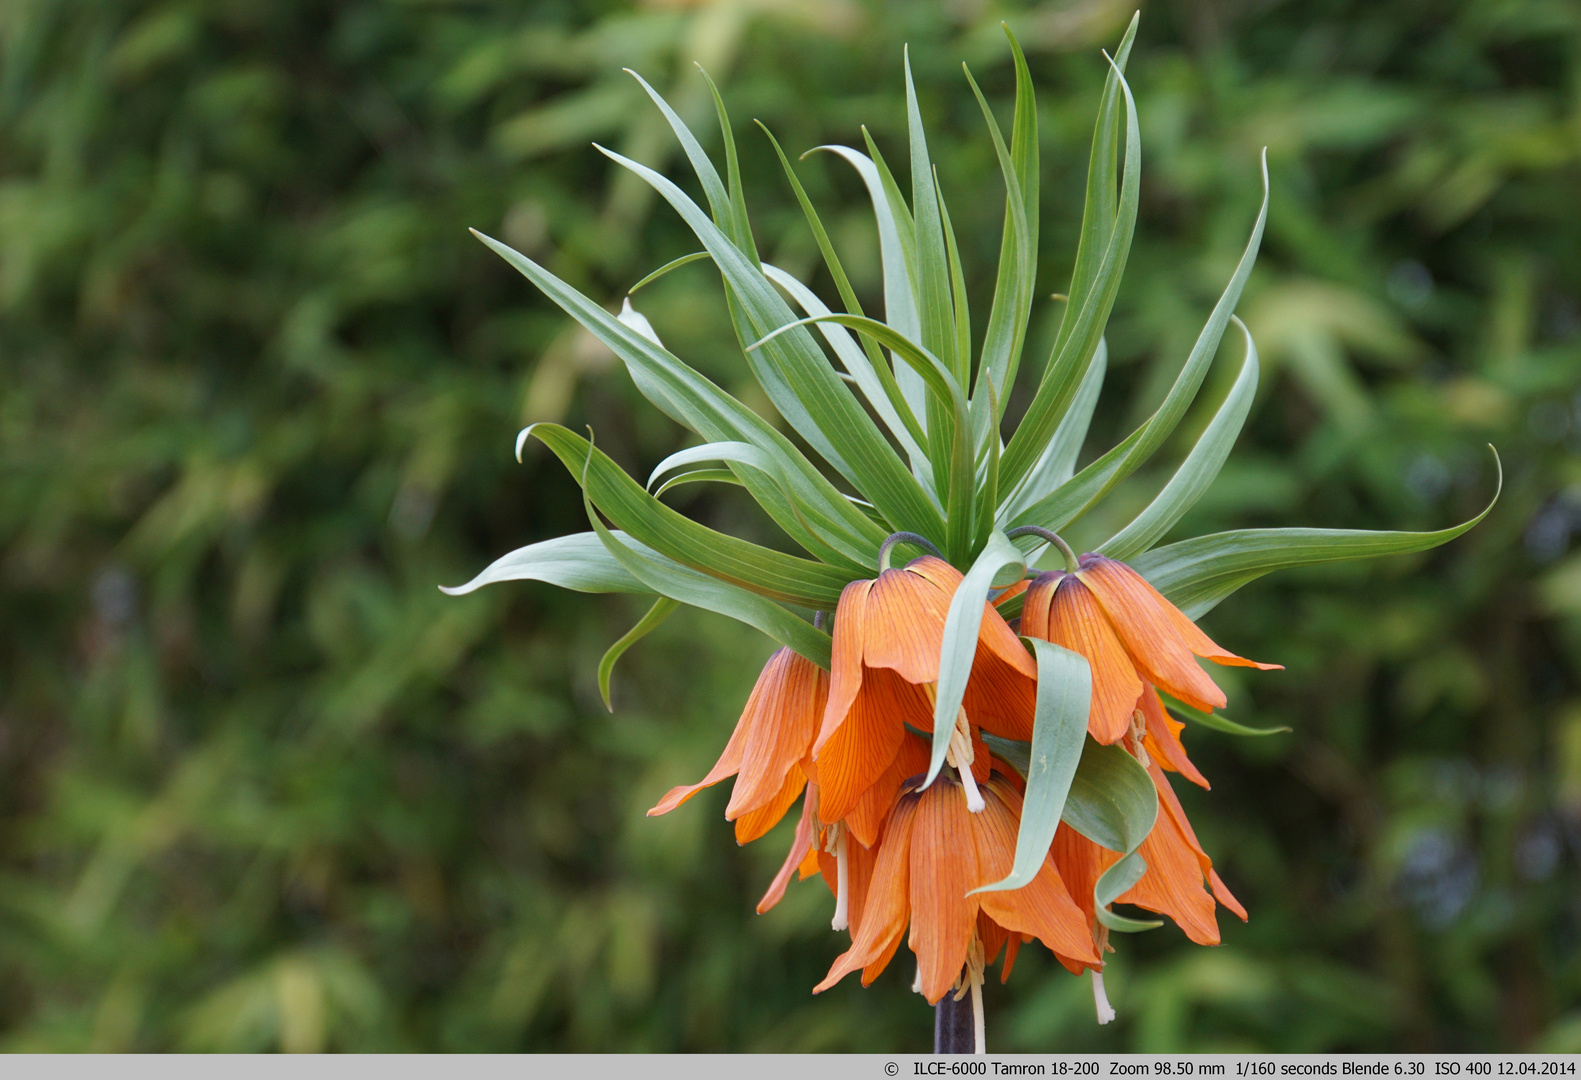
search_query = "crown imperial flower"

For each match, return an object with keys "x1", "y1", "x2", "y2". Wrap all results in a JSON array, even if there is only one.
[{"x1": 447, "y1": 13, "x2": 1497, "y2": 1053}]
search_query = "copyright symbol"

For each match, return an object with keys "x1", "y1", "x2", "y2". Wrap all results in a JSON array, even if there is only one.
[{"x1": 885, "y1": 1064, "x2": 899, "y2": 1076}]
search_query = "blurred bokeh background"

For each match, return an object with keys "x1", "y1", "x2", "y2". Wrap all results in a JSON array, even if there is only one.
[{"x1": 2, "y1": 0, "x2": 1579, "y2": 1053}]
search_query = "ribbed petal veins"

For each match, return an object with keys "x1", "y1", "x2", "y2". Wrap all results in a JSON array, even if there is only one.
[
  {"x1": 973, "y1": 778, "x2": 1100, "y2": 969},
  {"x1": 815, "y1": 795, "x2": 916, "y2": 993},
  {"x1": 909, "y1": 780, "x2": 982, "y2": 1004},
  {"x1": 726, "y1": 648, "x2": 827, "y2": 819},
  {"x1": 1138, "y1": 686, "x2": 1209, "y2": 789},
  {"x1": 845, "y1": 733, "x2": 930, "y2": 849},
  {"x1": 1032, "y1": 574, "x2": 1142, "y2": 744},
  {"x1": 815, "y1": 666, "x2": 916, "y2": 824},
  {"x1": 758, "y1": 784, "x2": 819, "y2": 914},
  {"x1": 1077, "y1": 555, "x2": 1230, "y2": 712}
]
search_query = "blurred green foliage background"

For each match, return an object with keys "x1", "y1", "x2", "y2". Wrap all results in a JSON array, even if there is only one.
[{"x1": 2, "y1": 0, "x2": 1579, "y2": 1053}]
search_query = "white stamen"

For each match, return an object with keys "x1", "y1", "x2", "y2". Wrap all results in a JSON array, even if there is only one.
[
  {"x1": 830, "y1": 823, "x2": 850, "y2": 932},
  {"x1": 1091, "y1": 969, "x2": 1116, "y2": 1025},
  {"x1": 912, "y1": 964, "x2": 923, "y2": 995},
  {"x1": 971, "y1": 978, "x2": 986, "y2": 1054},
  {"x1": 945, "y1": 709, "x2": 986, "y2": 813},
  {"x1": 1129, "y1": 708, "x2": 1151, "y2": 770}
]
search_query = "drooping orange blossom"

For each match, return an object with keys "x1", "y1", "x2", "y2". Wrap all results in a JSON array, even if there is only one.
[{"x1": 650, "y1": 546, "x2": 1273, "y2": 1007}]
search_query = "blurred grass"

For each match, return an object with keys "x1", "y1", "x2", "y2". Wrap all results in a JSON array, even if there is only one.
[{"x1": 1, "y1": 0, "x2": 1579, "y2": 1052}]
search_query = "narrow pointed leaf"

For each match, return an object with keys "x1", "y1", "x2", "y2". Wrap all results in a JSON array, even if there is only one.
[
  {"x1": 972, "y1": 638, "x2": 1090, "y2": 894},
  {"x1": 903, "y1": 48, "x2": 960, "y2": 383},
  {"x1": 598, "y1": 597, "x2": 679, "y2": 710},
  {"x1": 472, "y1": 230, "x2": 888, "y2": 567},
  {"x1": 653, "y1": 468, "x2": 743, "y2": 498},
  {"x1": 1159, "y1": 692, "x2": 1292, "y2": 737},
  {"x1": 1100, "y1": 317, "x2": 1259, "y2": 561},
  {"x1": 440, "y1": 531, "x2": 653, "y2": 597},
  {"x1": 1133, "y1": 448, "x2": 1501, "y2": 619},
  {"x1": 629, "y1": 251, "x2": 709, "y2": 295},
  {"x1": 696, "y1": 65, "x2": 758, "y2": 258},
  {"x1": 1010, "y1": 153, "x2": 1269, "y2": 534},
  {"x1": 1000, "y1": 338, "x2": 1106, "y2": 522},
  {"x1": 529, "y1": 423, "x2": 852, "y2": 607},
  {"x1": 925, "y1": 531, "x2": 1028, "y2": 786},
  {"x1": 595, "y1": 144, "x2": 945, "y2": 541},
  {"x1": 998, "y1": 44, "x2": 1141, "y2": 496},
  {"x1": 584, "y1": 482, "x2": 832, "y2": 669}
]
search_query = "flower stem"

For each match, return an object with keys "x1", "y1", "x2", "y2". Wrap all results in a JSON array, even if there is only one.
[
  {"x1": 933, "y1": 983, "x2": 975, "y2": 1054},
  {"x1": 1005, "y1": 525, "x2": 1081, "y2": 574}
]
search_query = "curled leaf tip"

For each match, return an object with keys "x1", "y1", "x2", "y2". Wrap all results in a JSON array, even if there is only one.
[{"x1": 514, "y1": 424, "x2": 538, "y2": 463}]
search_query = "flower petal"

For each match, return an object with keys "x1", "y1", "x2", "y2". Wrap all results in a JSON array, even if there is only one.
[
  {"x1": 1040, "y1": 575, "x2": 1143, "y2": 744},
  {"x1": 1077, "y1": 556, "x2": 1228, "y2": 713},
  {"x1": 863, "y1": 561, "x2": 952, "y2": 684},
  {"x1": 974, "y1": 778, "x2": 1100, "y2": 968},
  {"x1": 1095, "y1": 558, "x2": 1280, "y2": 671},
  {"x1": 909, "y1": 780, "x2": 981, "y2": 1004},
  {"x1": 846, "y1": 732, "x2": 930, "y2": 849},
  {"x1": 815, "y1": 795, "x2": 917, "y2": 994},
  {"x1": 757, "y1": 784, "x2": 819, "y2": 914},
  {"x1": 648, "y1": 695, "x2": 751, "y2": 818},
  {"x1": 1116, "y1": 766, "x2": 1225, "y2": 945},
  {"x1": 818, "y1": 578, "x2": 874, "y2": 750},
  {"x1": 815, "y1": 666, "x2": 917, "y2": 824},
  {"x1": 732, "y1": 764, "x2": 807, "y2": 844},
  {"x1": 728, "y1": 649, "x2": 828, "y2": 818},
  {"x1": 1138, "y1": 685, "x2": 1209, "y2": 790}
]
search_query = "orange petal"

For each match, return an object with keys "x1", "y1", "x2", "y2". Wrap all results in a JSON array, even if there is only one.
[
  {"x1": 1093, "y1": 558, "x2": 1280, "y2": 672},
  {"x1": 1077, "y1": 556, "x2": 1228, "y2": 713},
  {"x1": 818, "y1": 578, "x2": 874, "y2": 750},
  {"x1": 964, "y1": 608, "x2": 1038, "y2": 742},
  {"x1": 862, "y1": 560, "x2": 952, "y2": 685},
  {"x1": 1000, "y1": 933, "x2": 1022, "y2": 983},
  {"x1": 1019, "y1": 571, "x2": 1065, "y2": 641},
  {"x1": 846, "y1": 732, "x2": 930, "y2": 849},
  {"x1": 728, "y1": 649, "x2": 828, "y2": 818},
  {"x1": 757, "y1": 784, "x2": 818, "y2": 913},
  {"x1": 908, "y1": 779, "x2": 981, "y2": 1004},
  {"x1": 973, "y1": 777, "x2": 1099, "y2": 969},
  {"x1": 816, "y1": 666, "x2": 920, "y2": 825},
  {"x1": 1138, "y1": 685, "x2": 1209, "y2": 790},
  {"x1": 1051, "y1": 821, "x2": 1115, "y2": 926},
  {"x1": 733, "y1": 765, "x2": 807, "y2": 844},
  {"x1": 815, "y1": 795, "x2": 917, "y2": 994},
  {"x1": 1116, "y1": 766, "x2": 1224, "y2": 945},
  {"x1": 861, "y1": 925, "x2": 908, "y2": 987},
  {"x1": 1041, "y1": 575, "x2": 1143, "y2": 745},
  {"x1": 992, "y1": 577, "x2": 1031, "y2": 609},
  {"x1": 845, "y1": 830, "x2": 880, "y2": 937}
]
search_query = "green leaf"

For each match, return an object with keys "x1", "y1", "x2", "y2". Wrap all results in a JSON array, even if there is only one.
[
  {"x1": 628, "y1": 251, "x2": 709, "y2": 295},
  {"x1": 925, "y1": 531, "x2": 1028, "y2": 785},
  {"x1": 1158, "y1": 692, "x2": 1292, "y2": 737},
  {"x1": 471, "y1": 230, "x2": 888, "y2": 571},
  {"x1": 439, "y1": 531, "x2": 654, "y2": 597},
  {"x1": 598, "y1": 597, "x2": 679, "y2": 711},
  {"x1": 1000, "y1": 338, "x2": 1106, "y2": 522},
  {"x1": 972, "y1": 638, "x2": 1089, "y2": 894},
  {"x1": 1069, "y1": 738, "x2": 1163, "y2": 933},
  {"x1": 749, "y1": 313, "x2": 972, "y2": 561},
  {"x1": 644, "y1": 438, "x2": 874, "y2": 570},
  {"x1": 1132, "y1": 447, "x2": 1501, "y2": 619},
  {"x1": 595, "y1": 142, "x2": 946, "y2": 543},
  {"x1": 964, "y1": 42, "x2": 1035, "y2": 416},
  {"x1": 652, "y1": 468, "x2": 743, "y2": 499},
  {"x1": 529, "y1": 423, "x2": 853, "y2": 607},
  {"x1": 1010, "y1": 152, "x2": 1269, "y2": 535},
  {"x1": 903, "y1": 48, "x2": 961, "y2": 385},
  {"x1": 584, "y1": 481, "x2": 833, "y2": 669},
  {"x1": 760, "y1": 263, "x2": 928, "y2": 463},
  {"x1": 623, "y1": 68, "x2": 733, "y2": 234},
  {"x1": 1100, "y1": 316, "x2": 1259, "y2": 561},
  {"x1": 695, "y1": 64, "x2": 758, "y2": 259},
  {"x1": 998, "y1": 35, "x2": 1140, "y2": 497}
]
